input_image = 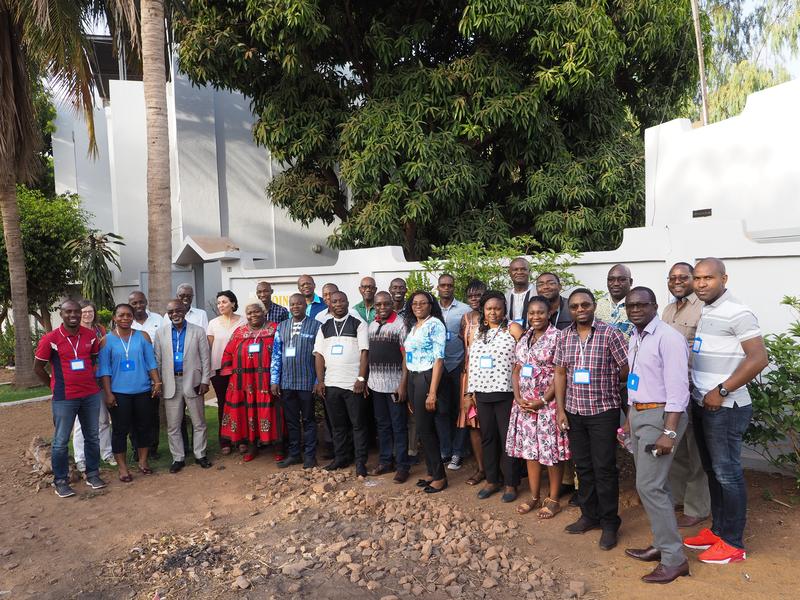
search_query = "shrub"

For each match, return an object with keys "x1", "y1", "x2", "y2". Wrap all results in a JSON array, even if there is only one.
[{"x1": 746, "y1": 296, "x2": 800, "y2": 485}]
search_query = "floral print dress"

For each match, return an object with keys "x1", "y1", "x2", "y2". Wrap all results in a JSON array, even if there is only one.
[{"x1": 505, "y1": 325, "x2": 570, "y2": 465}]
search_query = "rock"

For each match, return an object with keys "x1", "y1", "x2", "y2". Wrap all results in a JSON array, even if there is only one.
[
  {"x1": 422, "y1": 528, "x2": 437, "y2": 541},
  {"x1": 411, "y1": 585, "x2": 424, "y2": 596},
  {"x1": 231, "y1": 567, "x2": 244, "y2": 577},
  {"x1": 442, "y1": 572, "x2": 457, "y2": 585},
  {"x1": 482, "y1": 577, "x2": 498, "y2": 589},
  {"x1": 366, "y1": 581, "x2": 380, "y2": 591},
  {"x1": 5, "y1": 562, "x2": 19, "y2": 571},
  {"x1": 484, "y1": 547, "x2": 499, "y2": 561},
  {"x1": 204, "y1": 511, "x2": 216, "y2": 521},
  {"x1": 287, "y1": 583, "x2": 302, "y2": 593},
  {"x1": 569, "y1": 581, "x2": 586, "y2": 597},
  {"x1": 0, "y1": 548, "x2": 12, "y2": 557},
  {"x1": 245, "y1": 494, "x2": 256, "y2": 501},
  {"x1": 380, "y1": 596, "x2": 399, "y2": 600},
  {"x1": 312, "y1": 482, "x2": 333, "y2": 494},
  {"x1": 281, "y1": 560, "x2": 312, "y2": 578},
  {"x1": 336, "y1": 551, "x2": 352, "y2": 563},
  {"x1": 235, "y1": 575, "x2": 250, "y2": 589},
  {"x1": 445, "y1": 585, "x2": 463, "y2": 597}
]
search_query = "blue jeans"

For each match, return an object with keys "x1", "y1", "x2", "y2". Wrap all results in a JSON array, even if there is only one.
[
  {"x1": 692, "y1": 401, "x2": 752, "y2": 549},
  {"x1": 281, "y1": 389, "x2": 317, "y2": 459},
  {"x1": 372, "y1": 391, "x2": 410, "y2": 470},
  {"x1": 52, "y1": 392, "x2": 102, "y2": 482},
  {"x1": 435, "y1": 366, "x2": 464, "y2": 458}
]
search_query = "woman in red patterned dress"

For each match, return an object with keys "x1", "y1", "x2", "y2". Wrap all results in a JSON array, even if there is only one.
[{"x1": 220, "y1": 299, "x2": 284, "y2": 462}]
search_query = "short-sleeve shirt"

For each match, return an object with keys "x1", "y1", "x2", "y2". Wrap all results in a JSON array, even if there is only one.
[
  {"x1": 368, "y1": 313, "x2": 407, "y2": 394},
  {"x1": 554, "y1": 320, "x2": 628, "y2": 415},
  {"x1": 266, "y1": 302, "x2": 290, "y2": 324},
  {"x1": 313, "y1": 316, "x2": 369, "y2": 391},
  {"x1": 163, "y1": 307, "x2": 209, "y2": 331},
  {"x1": 439, "y1": 299, "x2": 471, "y2": 372},
  {"x1": 271, "y1": 317, "x2": 320, "y2": 391},
  {"x1": 35, "y1": 325, "x2": 101, "y2": 400},
  {"x1": 595, "y1": 295, "x2": 635, "y2": 341},
  {"x1": 97, "y1": 330, "x2": 158, "y2": 394},
  {"x1": 131, "y1": 311, "x2": 164, "y2": 340},
  {"x1": 207, "y1": 315, "x2": 246, "y2": 370},
  {"x1": 691, "y1": 290, "x2": 761, "y2": 408},
  {"x1": 403, "y1": 318, "x2": 446, "y2": 372},
  {"x1": 467, "y1": 326, "x2": 517, "y2": 393},
  {"x1": 661, "y1": 293, "x2": 702, "y2": 367}
]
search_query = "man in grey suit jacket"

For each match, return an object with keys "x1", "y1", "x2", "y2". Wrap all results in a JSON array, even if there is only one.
[{"x1": 155, "y1": 299, "x2": 213, "y2": 473}]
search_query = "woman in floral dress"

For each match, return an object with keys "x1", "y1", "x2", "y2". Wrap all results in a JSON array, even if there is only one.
[
  {"x1": 507, "y1": 296, "x2": 570, "y2": 518},
  {"x1": 220, "y1": 299, "x2": 284, "y2": 462}
]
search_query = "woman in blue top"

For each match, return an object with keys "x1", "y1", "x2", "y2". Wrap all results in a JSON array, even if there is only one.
[
  {"x1": 98, "y1": 304, "x2": 161, "y2": 482},
  {"x1": 401, "y1": 291, "x2": 448, "y2": 493}
]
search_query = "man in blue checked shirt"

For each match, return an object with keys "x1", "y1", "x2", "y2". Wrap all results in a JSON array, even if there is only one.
[{"x1": 271, "y1": 293, "x2": 322, "y2": 469}]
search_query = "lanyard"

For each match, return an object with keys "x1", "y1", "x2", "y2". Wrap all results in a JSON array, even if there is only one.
[
  {"x1": 482, "y1": 325, "x2": 502, "y2": 344},
  {"x1": 118, "y1": 331, "x2": 133, "y2": 360},
  {"x1": 577, "y1": 331, "x2": 593, "y2": 368},
  {"x1": 630, "y1": 335, "x2": 643, "y2": 373},
  {"x1": 172, "y1": 326, "x2": 185, "y2": 355},
  {"x1": 333, "y1": 316, "x2": 349, "y2": 338},
  {"x1": 59, "y1": 328, "x2": 82, "y2": 360}
]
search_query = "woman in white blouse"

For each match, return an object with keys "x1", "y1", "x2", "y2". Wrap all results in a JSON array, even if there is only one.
[{"x1": 207, "y1": 290, "x2": 245, "y2": 455}]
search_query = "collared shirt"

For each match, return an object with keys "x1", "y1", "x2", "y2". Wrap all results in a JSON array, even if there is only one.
[
  {"x1": 627, "y1": 317, "x2": 690, "y2": 413},
  {"x1": 404, "y1": 317, "x2": 447, "y2": 372},
  {"x1": 163, "y1": 307, "x2": 209, "y2": 331},
  {"x1": 171, "y1": 324, "x2": 187, "y2": 373},
  {"x1": 131, "y1": 311, "x2": 163, "y2": 341},
  {"x1": 554, "y1": 320, "x2": 628, "y2": 415},
  {"x1": 313, "y1": 315, "x2": 369, "y2": 390},
  {"x1": 315, "y1": 307, "x2": 364, "y2": 323},
  {"x1": 595, "y1": 294, "x2": 635, "y2": 340},
  {"x1": 439, "y1": 299, "x2": 471, "y2": 372},
  {"x1": 35, "y1": 325, "x2": 101, "y2": 400},
  {"x1": 305, "y1": 294, "x2": 327, "y2": 319},
  {"x1": 550, "y1": 296, "x2": 574, "y2": 330},
  {"x1": 368, "y1": 312, "x2": 408, "y2": 393},
  {"x1": 271, "y1": 317, "x2": 321, "y2": 391},
  {"x1": 353, "y1": 300, "x2": 377, "y2": 323},
  {"x1": 661, "y1": 293, "x2": 702, "y2": 366},
  {"x1": 265, "y1": 302, "x2": 290, "y2": 324},
  {"x1": 505, "y1": 284, "x2": 535, "y2": 324},
  {"x1": 691, "y1": 290, "x2": 761, "y2": 408}
]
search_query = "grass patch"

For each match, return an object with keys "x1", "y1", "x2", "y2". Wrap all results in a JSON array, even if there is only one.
[{"x1": 0, "y1": 385, "x2": 51, "y2": 403}]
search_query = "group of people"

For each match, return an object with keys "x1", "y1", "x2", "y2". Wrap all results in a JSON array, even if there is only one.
[{"x1": 35, "y1": 256, "x2": 767, "y2": 584}]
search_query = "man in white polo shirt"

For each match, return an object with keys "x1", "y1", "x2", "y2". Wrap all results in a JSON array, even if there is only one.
[
  {"x1": 682, "y1": 258, "x2": 767, "y2": 565},
  {"x1": 313, "y1": 291, "x2": 369, "y2": 476}
]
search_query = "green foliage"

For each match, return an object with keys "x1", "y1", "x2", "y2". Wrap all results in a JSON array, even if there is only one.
[
  {"x1": 67, "y1": 230, "x2": 124, "y2": 311},
  {"x1": 746, "y1": 296, "x2": 800, "y2": 485},
  {"x1": 0, "y1": 186, "x2": 87, "y2": 314},
  {"x1": 411, "y1": 235, "x2": 580, "y2": 301},
  {"x1": 0, "y1": 323, "x2": 44, "y2": 367},
  {"x1": 404, "y1": 270, "x2": 432, "y2": 296},
  {"x1": 176, "y1": 1, "x2": 699, "y2": 258},
  {"x1": 96, "y1": 308, "x2": 113, "y2": 329}
]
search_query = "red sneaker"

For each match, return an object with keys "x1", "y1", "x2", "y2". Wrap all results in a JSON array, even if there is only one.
[
  {"x1": 683, "y1": 527, "x2": 721, "y2": 550},
  {"x1": 698, "y1": 539, "x2": 746, "y2": 564}
]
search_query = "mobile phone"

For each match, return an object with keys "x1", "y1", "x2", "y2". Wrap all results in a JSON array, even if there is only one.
[
  {"x1": 467, "y1": 405, "x2": 477, "y2": 420},
  {"x1": 644, "y1": 444, "x2": 659, "y2": 457}
]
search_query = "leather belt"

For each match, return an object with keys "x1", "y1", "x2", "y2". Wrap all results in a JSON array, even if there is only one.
[{"x1": 633, "y1": 402, "x2": 666, "y2": 411}]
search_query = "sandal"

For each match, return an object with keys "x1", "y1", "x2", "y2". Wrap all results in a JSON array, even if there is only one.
[
  {"x1": 238, "y1": 444, "x2": 248, "y2": 454},
  {"x1": 138, "y1": 465, "x2": 153, "y2": 475},
  {"x1": 221, "y1": 447, "x2": 231, "y2": 456},
  {"x1": 118, "y1": 473, "x2": 133, "y2": 483},
  {"x1": 466, "y1": 470, "x2": 485, "y2": 486},
  {"x1": 538, "y1": 497, "x2": 562, "y2": 519},
  {"x1": 517, "y1": 496, "x2": 540, "y2": 515}
]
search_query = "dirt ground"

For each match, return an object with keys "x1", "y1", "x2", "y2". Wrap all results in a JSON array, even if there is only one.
[{"x1": 0, "y1": 400, "x2": 798, "y2": 599}]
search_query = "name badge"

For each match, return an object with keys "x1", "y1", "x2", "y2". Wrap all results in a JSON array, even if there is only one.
[
  {"x1": 627, "y1": 373, "x2": 640, "y2": 391},
  {"x1": 121, "y1": 359, "x2": 136, "y2": 372},
  {"x1": 174, "y1": 351, "x2": 184, "y2": 363},
  {"x1": 520, "y1": 364, "x2": 534, "y2": 378},
  {"x1": 70, "y1": 359, "x2": 85, "y2": 371},
  {"x1": 248, "y1": 343, "x2": 262, "y2": 354},
  {"x1": 406, "y1": 351, "x2": 413, "y2": 363},
  {"x1": 573, "y1": 369, "x2": 591, "y2": 385},
  {"x1": 691, "y1": 337, "x2": 702, "y2": 353},
  {"x1": 285, "y1": 347, "x2": 297, "y2": 358},
  {"x1": 331, "y1": 344, "x2": 344, "y2": 355},
  {"x1": 479, "y1": 355, "x2": 494, "y2": 369}
]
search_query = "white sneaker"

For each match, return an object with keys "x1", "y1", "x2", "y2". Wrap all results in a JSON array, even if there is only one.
[
  {"x1": 76, "y1": 460, "x2": 86, "y2": 473},
  {"x1": 447, "y1": 455, "x2": 463, "y2": 471},
  {"x1": 104, "y1": 456, "x2": 117, "y2": 466}
]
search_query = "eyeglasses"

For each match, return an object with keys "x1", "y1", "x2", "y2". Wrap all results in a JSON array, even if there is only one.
[
  {"x1": 607, "y1": 277, "x2": 630, "y2": 283},
  {"x1": 568, "y1": 302, "x2": 594, "y2": 310},
  {"x1": 411, "y1": 301, "x2": 430, "y2": 307},
  {"x1": 667, "y1": 275, "x2": 691, "y2": 283},
  {"x1": 626, "y1": 302, "x2": 656, "y2": 311}
]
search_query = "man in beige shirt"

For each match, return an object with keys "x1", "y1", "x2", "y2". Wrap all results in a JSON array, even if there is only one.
[{"x1": 661, "y1": 262, "x2": 710, "y2": 528}]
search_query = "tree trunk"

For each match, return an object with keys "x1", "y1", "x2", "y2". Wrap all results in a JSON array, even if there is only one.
[
  {"x1": 0, "y1": 170, "x2": 39, "y2": 387},
  {"x1": 142, "y1": 0, "x2": 172, "y2": 314},
  {"x1": 38, "y1": 302, "x2": 52, "y2": 332}
]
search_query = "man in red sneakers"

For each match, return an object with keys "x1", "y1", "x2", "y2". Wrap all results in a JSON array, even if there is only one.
[{"x1": 683, "y1": 258, "x2": 768, "y2": 564}]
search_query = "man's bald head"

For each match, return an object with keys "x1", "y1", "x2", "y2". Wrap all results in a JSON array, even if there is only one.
[
  {"x1": 607, "y1": 263, "x2": 633, "y2": 302},
  {"x1": 695, "y1": 257, "x2": 726, "y2": 276}
]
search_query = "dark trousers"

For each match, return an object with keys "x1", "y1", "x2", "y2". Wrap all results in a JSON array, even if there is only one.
[
  {"x1": 109, "y1": 392, "x2": 155, "y2": 454},
  {"x1": 567, "y1": 407, "x2": 621, "y2": 531},
  {"x1": 282, "y1": 389, "x2": 317, "y2": 459},
  {"x1": 324, "y1": 386, "x2": 367, "y2": 466},
  {"x1": 130, "y1": 398, "x2": 188, "y2": 454},
  {"x1": 408, "y1": 370, "x2": 444, "y2": 481},
  {"x1": 692, "y1": 401, "x2": 752, "y2": 549},
  {"x1": 210, "y1": 372, "x2": 231, "y2": 448},
  {"x1": 372, "y1": 390, "x2": 410, "y2": 470},
  {"x1": 476, "y1": 392, "x2": 519, "y2": 487},
  {"x1": 435, "y1": 366, "x2": 464, "y2": 458}
]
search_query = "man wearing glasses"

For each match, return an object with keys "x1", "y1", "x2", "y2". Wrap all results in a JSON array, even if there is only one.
[
  {"x1": 595, "y1": 264, "x2": 635, "y2": 340},
  {"x1": 354, "y1": 276, "x2": 378, "y2": 323},
  {"x1": 661, "y1": 262, "x2": 710, "y2": 529}
]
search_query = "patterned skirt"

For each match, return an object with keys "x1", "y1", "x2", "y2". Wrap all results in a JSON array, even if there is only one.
[
  {"x1": 221, "y1": 386, "x2": 284, "y2": 445},
  {"x1": 505, "y1": 400, "x2": 570, "y2": 465}
]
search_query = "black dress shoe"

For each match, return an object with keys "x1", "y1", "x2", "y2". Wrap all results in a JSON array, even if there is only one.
[
  {"x1": 599, "y1": 529, "x2": 618, "y2": 551},
  {"x1": 323, "y1": 460, "x2": 348, "y2": 471},
  {"x1": 169, "y1": 461, "x2": 185, "y2": 474},
  {"x1": 625, "y1": 546, "x2": 662, "y2": 562},
  {"x1": 355, "y1": 463, "x2": 368, "y2": 477},
  {"x1": 423, "y1": 480, "x2": 448, "y2": 494},
  {"x1": 477, "y1": 485, "x2": 502, "y2": 500},
  {"x1": 641, "y1": 561, "x2": 690, "y2": 584},
  {"x1": 277, "y1": 455, "x2": 302, "y2": 469},
  {"x1": 303, "y1": 457, "x2": 317, "y2": 469},
  {"x1": 416, "y1": 478, "x2": 433, "y2": 488},
  {"x1": 393, "y1": 469, "x2": 410, "y2": 484},
  {"x1": 370, "y1": 463, "x2": 396, "y2": 476},
  {"x1": 568, "y1": 493, "x2": 580, "y2": 507},
  {"x1": 564, "y1": 516, "x2": 601, "y2": 534},
  {"x1": 197, "y1": 457, "x2": 212, "y2": 469},
  {"x1": 559, "y1": 483, "x2": 576, "y2": 496}
]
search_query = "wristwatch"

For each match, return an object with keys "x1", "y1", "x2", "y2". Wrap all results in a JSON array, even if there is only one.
[
  {"x1": 717, "y1": 384, "x2": 729, "y2": 397},
  {"x1": 356, "y1": 376, "x2": 365, "y2": 382},
  {"x1": 662, "y1": 429, "x2": 677, "y2": 439}
]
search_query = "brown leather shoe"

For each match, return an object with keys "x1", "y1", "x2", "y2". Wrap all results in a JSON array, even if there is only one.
[
  {"x1": 641, "y1": 561, "x2": 690, "y2": 584},
  {"x1": 370, "y1": 463, "x2": 396, "y2": 476},
  {"x1": 677, "y1": 513, "x2": 708, "y2": 528},
  {"x1": 393, "y1": 469, "x2": 409, "y2": 484},
  {"x1": 625, "y1": 546, "x2": 662, "y2": 562}
]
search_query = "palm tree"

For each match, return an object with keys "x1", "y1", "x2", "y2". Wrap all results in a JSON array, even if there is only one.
[
  {"x1": 142, "y1": 0, "x2": 172, "y2": 314},
  {"x1": 0, "y1": 0, "x2": 136, "y2": 386}
]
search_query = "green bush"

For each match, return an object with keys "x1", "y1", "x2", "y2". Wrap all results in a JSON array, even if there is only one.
[
  {"x1": 0, "y1": 323, "x2": 45, "y2": 367},
  {"x1": 746, "y1": 296, "x2": 800, "y2": 485}
]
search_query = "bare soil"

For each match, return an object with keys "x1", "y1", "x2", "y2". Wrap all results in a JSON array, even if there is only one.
[{"x1": 0, "y1": 400, "x2": 798, "y2": 599}]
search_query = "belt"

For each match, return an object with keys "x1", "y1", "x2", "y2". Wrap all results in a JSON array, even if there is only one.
[
  {"x1": 633, "y1": 402, "x2": 666, "y2": 412},
  {"x1": 174, "y1": 371, "x2": 183, "y2": 376}
]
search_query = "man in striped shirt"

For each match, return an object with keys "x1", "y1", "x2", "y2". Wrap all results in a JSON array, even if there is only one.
[{"x1": 683, "y1": 258, "x2": 768, "y2": 565}]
